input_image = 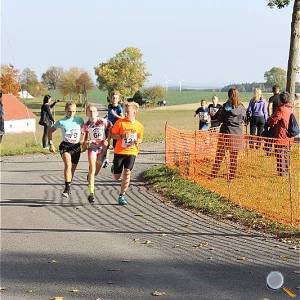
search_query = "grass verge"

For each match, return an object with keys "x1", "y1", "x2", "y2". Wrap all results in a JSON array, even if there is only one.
[{"x1": 143, "y1": 165, "x2": 300, "y2": 240}]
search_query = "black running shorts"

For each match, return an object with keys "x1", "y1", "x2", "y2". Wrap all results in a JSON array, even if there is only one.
[
  {"x1": 113, "y1": 154, "x2": 136, "y2": 174},
  {"x1": 59, "y1": 141, "x2": 81, "y2": 165}
]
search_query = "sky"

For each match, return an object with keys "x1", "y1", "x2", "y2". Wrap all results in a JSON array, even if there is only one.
[{"x1": 1, "y1": 0, "x2": 297, "y2": 88}]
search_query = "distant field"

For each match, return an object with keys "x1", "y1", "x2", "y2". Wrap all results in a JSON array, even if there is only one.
[{"x1": 49, "y1": 88, "x2": 255, "y2": 106}]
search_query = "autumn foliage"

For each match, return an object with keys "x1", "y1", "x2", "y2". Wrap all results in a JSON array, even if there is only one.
[{"x1": 0, "y1": 65, "x2": 21, "y2": 96}]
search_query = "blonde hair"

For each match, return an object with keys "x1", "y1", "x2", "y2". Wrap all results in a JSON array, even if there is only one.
[
  {"x1": 85, "y1": 103, "x2": 97, "y2": 114},
  {"x1": 212, "y1": 95, "x2": 219, "y2": 101},
  {"x1": 125, "y1": 101, "x2": 139, "y2": 112},
  {"x1": 253, "y1": 88, "x2": 262, "y2": 101},
  {"x1": 65, "y1": 102, "x2": 76, "y2": 111}
]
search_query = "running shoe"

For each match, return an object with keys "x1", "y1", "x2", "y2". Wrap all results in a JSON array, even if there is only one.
[
  {"x1": 88, "y1": 193, "x2": 95, "y2": 204},
  {"x1": 62, "y1": 187, "x2": 71, "y2": 198},
  {"x1": 118, "y1": 194, "x2": 127, "y2": 206},
  {"x1": 102, "y1": 159, "x2": 109, "y2": 168}
]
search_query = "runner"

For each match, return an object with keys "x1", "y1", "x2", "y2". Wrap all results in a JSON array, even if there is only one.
[
  {"x1": 194, "y1": 100, "x2": 210, "y2": 131},
  {"x1": 48, "y1": 102, "x2": 84, "y2": 198},
  {"x1": 208, "y1": 96, "x2": 222, "y2": 128},
  {"x1": 104, "y1": 91, "x2": 124, "y2": 168},
  {"x1": 111, "y1": 101, "x2": 144, "y2": 205},
  {"x1": 81, "y1": 104, "x2": 111, "y2": 203}
]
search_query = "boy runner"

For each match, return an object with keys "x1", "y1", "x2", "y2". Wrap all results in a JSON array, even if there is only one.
[
  {"x1": 111, "y1": 102, "x2": 144, "y2": 205},
  {"x1": 103, "y1": 91, "x2": 124, "y2": 167},
  {"x1": 194, "y1": 100, "x2": 210, "y2": 130},
  {"x1": 48, "y1": 102, "x2": 84, "y2": 198},
  {"x1": 81, "y1": 104, "x2": 111, "y2": 203}
]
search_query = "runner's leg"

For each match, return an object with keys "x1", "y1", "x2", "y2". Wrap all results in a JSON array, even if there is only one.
[
  {"x1": 87, "y1": 151, "x2": 97, "y2": 203},
  {"x1": 62, "y1": 152, "x2": 72, "y2": 197}
]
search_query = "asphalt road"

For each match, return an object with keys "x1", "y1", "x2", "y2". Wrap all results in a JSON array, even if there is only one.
[{"x1": 1, "y1": 142, "x2": 299, "y2": 300}]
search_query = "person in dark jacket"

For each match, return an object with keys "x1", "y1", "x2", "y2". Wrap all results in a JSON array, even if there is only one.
[
  {"x1": 0, "y1": 92, "x2": 4, "y2": 144},
  {"x1": 210, "y1": 88, "x2": 246, "y2": 180},
  {"x1": 268, "y1": 92, "x2": 294, "y2": 176},
  {"x1": 39, "y1": 95, "x2": 59, "y2": 148}
]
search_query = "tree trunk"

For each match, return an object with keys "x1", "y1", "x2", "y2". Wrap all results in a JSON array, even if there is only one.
[{"x1": 286, "y1": 0, "x2": 300, "y2": 99}]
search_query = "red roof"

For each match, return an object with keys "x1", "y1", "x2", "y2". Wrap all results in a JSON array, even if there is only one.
[{"x1": 2, "y1": 94, "x2": 36, "y2": 121}]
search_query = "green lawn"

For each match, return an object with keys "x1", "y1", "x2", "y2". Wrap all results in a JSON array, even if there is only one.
[{"x1": 45, "y1": 88, "x2": 255, "y2": 106}]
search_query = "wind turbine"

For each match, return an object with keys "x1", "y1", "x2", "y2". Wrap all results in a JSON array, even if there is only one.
[{"x1": 179, "y1": 80, "x2": 184, "y2": 93}]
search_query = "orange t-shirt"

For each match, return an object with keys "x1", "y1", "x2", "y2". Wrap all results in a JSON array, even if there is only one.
[{"x1": 112, "y1": 118, "x2": 144, "y2": 156}]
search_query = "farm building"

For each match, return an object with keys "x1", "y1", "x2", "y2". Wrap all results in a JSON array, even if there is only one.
[
  {"x1": 19, "y1": 90, "x2": 34, "y2": 99},
  {"x1": 2, "y1": 94, "x2": 36, "y2": 134}
]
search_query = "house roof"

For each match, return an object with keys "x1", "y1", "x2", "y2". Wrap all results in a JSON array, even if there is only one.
[{"x1": 2, "y1": 94, "x2": 36, "y2": 121}]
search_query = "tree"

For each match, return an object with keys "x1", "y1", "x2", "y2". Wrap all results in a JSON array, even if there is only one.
[
  {"x1": 268, "y1": 0, "x2": 300, "y2": 98},
  {"x1": 75, "y1": 72, "x2": 94, "y2": 107},
  {"x1": 143, "y1": 86, "x2": 166, "y2": 104},
  {"x1": 264, "y1": 67, "x2": 287, "y2": 89},
  {"x1": 19, "y1": 68, "x2": 41, "y2": 96},
  {"x1": 42, "y1": 66, "x2": 63, "y2": 90},
  {"x1": 58, "y1": 67, "x2": 83, "y2": 99},
  {"x1": 95, "y1": 47, "x2": 150, "y2": 97},
  {"x1": 75, "y1": 72, "x2": 94, "y2": 94},
  {"x1": 0, "y1": 64, "x2": 21, "y2": 96}
]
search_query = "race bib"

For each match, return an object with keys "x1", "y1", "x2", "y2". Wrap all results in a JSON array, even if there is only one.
[
  {"x1": 88, "y1": 126, "x2": 105, "y2": 143},
  {"x1": 199, "y1": 112, "x2": 208, "y2": 121},
  {"x1": 122, "y1": 132, "x2": 138, "y2": 148},
  {"x1": 65, "y1": 127, "x2": 81, "y2": 143}
]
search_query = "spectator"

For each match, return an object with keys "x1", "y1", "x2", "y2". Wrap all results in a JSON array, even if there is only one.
[
  {"x1": 246, "y1": 88, "x2": 268, "y2": 148},
  {"x1": 39, "y1": 95, "x2": 59, "y2": 148},
  {"x1": 268, "y1": 84, "x2": 281, "y2": 116},
  {"x1": 268, "y1": 92, "x2": 294, "y2": 176},
  {"x1": 194, "y1": 100, "x2": 210, "y2": 131},
  {"x1": 208, "y1": 95, "x2": 222, "y2": 128},
  {"x1": 210, "y1": 88, "x2": 246, "y2": 180},
  {"x1": 0, "y1": 92, "x2": 4, "y2": 144}
]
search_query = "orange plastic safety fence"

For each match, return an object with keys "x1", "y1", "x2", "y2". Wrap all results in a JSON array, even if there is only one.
[{"x1": 165, "y1": 124, "x2": 300, "y2": 228}]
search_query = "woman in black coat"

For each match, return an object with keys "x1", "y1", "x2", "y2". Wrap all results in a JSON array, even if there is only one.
[{"x1": 39, "y1": 95, "x2": 59, "y2": 148}]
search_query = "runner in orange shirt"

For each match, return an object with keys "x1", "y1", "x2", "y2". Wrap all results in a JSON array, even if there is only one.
[{"x1": 111, "y1": 102, "x2": 144, "y2": 205}]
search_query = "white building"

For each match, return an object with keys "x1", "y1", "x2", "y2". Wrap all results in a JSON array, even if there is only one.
[{"x1": 3, "y1": 94, "x2": 36, "y2": 134}]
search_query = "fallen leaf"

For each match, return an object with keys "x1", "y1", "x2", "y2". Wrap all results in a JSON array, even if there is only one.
[
  {"x1": 107, "y1": 281, "x2": 114, "y2": 284},
  {"x1": 48, "y1": 260, "x2": 57, "y2": 264},
  {"x1": 134, "y1": 214, "x2": 143, "y2": 217},
  {"x1": 289, "y1": 245, "x2": 298, "y2": 250},
  {"x1": 293, "y1": 270, "x2": 300, "y2": 274},
  {"x1": 151, "y1": 290, "x2": 166, "y2": 296},
  {"x1": 122, "y1": 260, "x2": 130, "y2": 263},
  {"x1": 192, "y1": 242, "x2": 208, "y2": 248},
  {"x1": 143, "y1": 240, "x2": 152, "y2": 245},
  {"x1": 0, "y1": 287, "x2": 7, "y2": 292},
  {"x1": 51, "y1": 297, "x2": 64, "y2": 300},
  {"x1": 27, "y1": 290, "x2": 33, "y2": 293},
  {"x1": 133, "y1": 238, "x2": 140, "y2": 242},
  {"x1": 209, "y1": 248, "x2": 215, "y2": 251},
  {"x1": 182, "y1": 224, "x2": 191, "y2": 227},
  {"x1": 208, "y1": 257, "x2": 213, "y2": 260},
  {"x1": 173, "y1": 245, "x2": 180, "y2": 248},
  {"x1": 160, "y1": 233, "x2": 166, "y2": 237},
  {"x1": 70, "y1": 289, "x2": 80, "y2": 293},
  {"x1": 296, "y1": 286, "x2": 300, "y2": 290},
  {"x1": 282, "y1": 287, "x2": 296, "y2": 298},
  {"x1": 279, "y1": 255, "x2": 289, "y2": 261},
  {"x1": 237, "y1": 257, "x2": 246, "y2": 261}
]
